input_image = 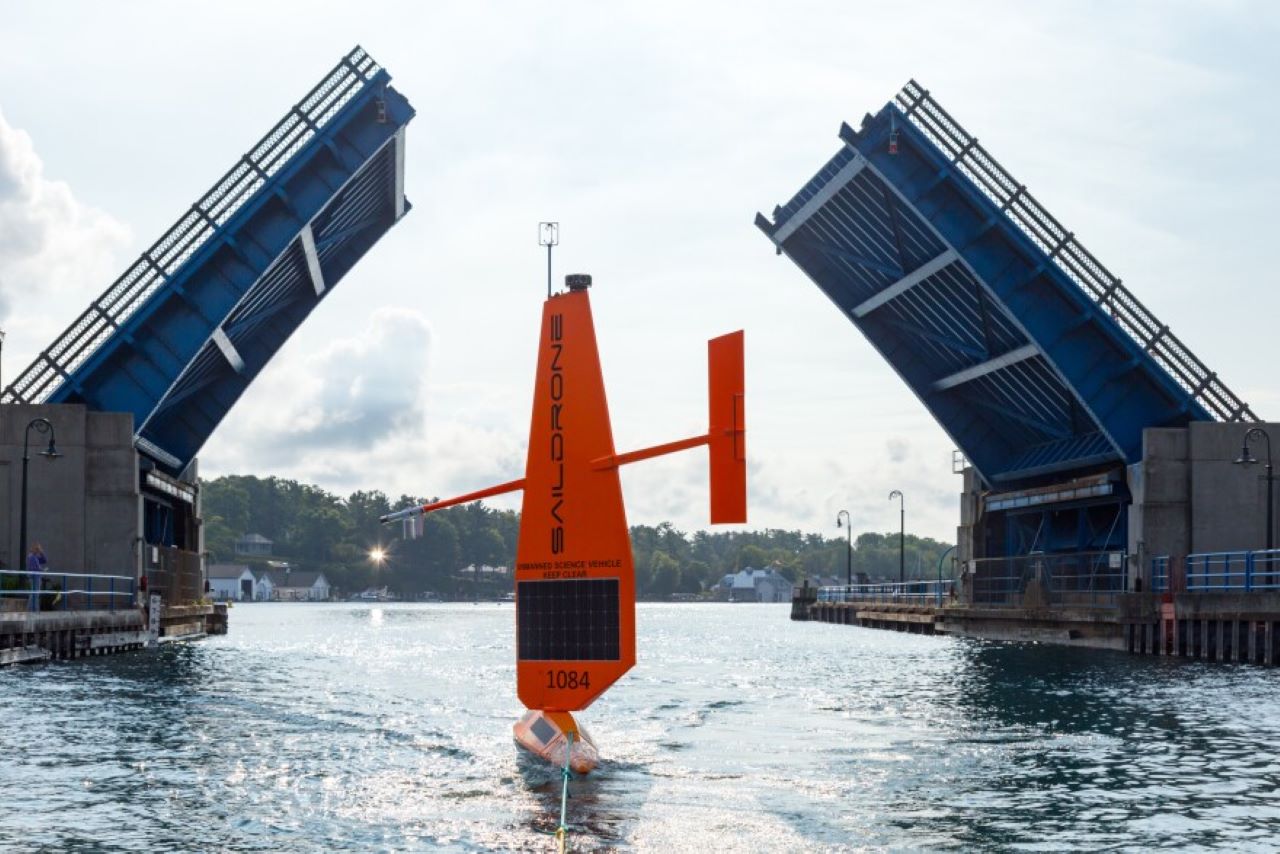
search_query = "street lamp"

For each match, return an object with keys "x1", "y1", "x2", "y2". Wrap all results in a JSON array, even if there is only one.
[
  {"x1": 1234, "y1": 427, "x2": 1274, "y2": 553},
  {"x1": 889, "y1": 490, "x2": 905, "y2": 585},
  {"x1": 368, "y1": 546, "x2": 387, "y2": 567},
  {"x1": 836, "y1": 509, "x2": 852, "y2": 587},
  {"x1": 19, "y1": 417, "x2": 61, "y2": 576}
]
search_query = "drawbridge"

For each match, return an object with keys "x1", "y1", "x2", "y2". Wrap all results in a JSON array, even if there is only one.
[
  {"x1": 757, "y1": 80, "x2": 1255, "y2": 489},
  {"x1": 2, "y1": 46, "x2": 414, "y2": 477}
]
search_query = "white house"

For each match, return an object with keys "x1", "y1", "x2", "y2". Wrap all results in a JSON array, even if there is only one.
[
  {"x1": 254, "y1": 571, "x2": 274, "y2": 601},
  {"x1": 207, "y1": 564, "x2": 255, "y2": 601},
  {"x1": 719, "y1": 567, "x2": 794, "y2": 603},
  {"x1": 263, "y1": 569, "x2": 331, "y2": 601}
]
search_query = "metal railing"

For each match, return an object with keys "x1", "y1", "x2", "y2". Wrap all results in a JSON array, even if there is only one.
[
  {"x1": 1153, "y1": 550, "x2": 1280, "y2": 593},
  {"x1": 818, "y1": 579, "x2": 955, "y2": 606},
  {"x1": 895, "y1": 80, "x2": 1255, "y2": 423},
  {"x1": 1151, "y1": 555, "x2": 1170, "y2": 593},
  {"x1": 0, "y1": 570, "x2": 136, "y2": 612},
  {"x1": 970, "y1": 551, "x2": 1127, "y2": 607},
  {"x1": 1, "y1": 46, "x2": 382, "y2": 405},
  {"x1": 1185, "y1": 551, "x2": 1251, "y2": 591}
]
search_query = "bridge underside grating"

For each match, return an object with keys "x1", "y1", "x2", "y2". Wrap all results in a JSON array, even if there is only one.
[
  {"x1": 758, "y1": 80, "x2": 1254, "y2": 486},
  {"x1": 2, "y1": 47, "x2": 416, "y2": 475}
]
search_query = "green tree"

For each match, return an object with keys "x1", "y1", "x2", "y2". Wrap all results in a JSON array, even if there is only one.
[
  {"x1": 196, "y1": 473, "x2": 953, "y2": 600},
  {"x1": 736, "y1": 544, "x2": 769, "y2": 570},
  {"x1": 647, "y1": 551, "x2": 680, "y2": 598},
  {"x1": 295, "y1": 505, "x2": 349, "y2": 564}
]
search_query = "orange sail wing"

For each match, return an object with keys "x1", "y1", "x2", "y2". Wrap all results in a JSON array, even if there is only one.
[{"x1": 514, "y1": 289, "x2": 635, "y2": 711}]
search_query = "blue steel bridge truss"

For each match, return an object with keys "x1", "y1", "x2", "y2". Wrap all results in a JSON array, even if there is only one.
[
  {"x1": 757, "y1": 80, "x2": 1256, "y2": 488},
  {"x1": 2, "y1": 47, "x2": 415, "y2": 476}
]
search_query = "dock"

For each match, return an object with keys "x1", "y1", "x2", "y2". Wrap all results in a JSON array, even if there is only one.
[
  {"x1": 793, "y1": 578, "x2": 1280, "y2": 665},
  {"x1": 1, "y1": 599, "x2": 227, "y2": 664}
]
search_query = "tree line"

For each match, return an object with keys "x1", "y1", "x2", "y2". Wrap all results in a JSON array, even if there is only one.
[{"x1": 201, "y1": 475, "x2": 954, "y2": 599}]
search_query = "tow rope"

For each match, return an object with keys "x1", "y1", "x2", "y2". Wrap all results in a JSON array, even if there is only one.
[{"x1": 553, "y1": 731, "x2": 574, "y2": 853}]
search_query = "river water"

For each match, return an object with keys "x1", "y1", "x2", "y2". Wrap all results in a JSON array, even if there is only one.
[{"x1": 2, "y1": 603, "x2": 1280, "y2": 852}]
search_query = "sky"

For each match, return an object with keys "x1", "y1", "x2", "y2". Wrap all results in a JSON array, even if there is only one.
[{"x1": 0, "y1": 1, "x2": 1277, "y2": 542}]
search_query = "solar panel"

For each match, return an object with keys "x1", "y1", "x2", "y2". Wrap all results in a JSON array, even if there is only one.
[{"x1": 517, "y1": 578, "x2": 620, "y2": 661}]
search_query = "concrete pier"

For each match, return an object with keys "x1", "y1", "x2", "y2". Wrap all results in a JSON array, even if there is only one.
[
  {"x1": 806, "y1": 601, "x2": 942, "y2": 635},
  {"x1": 0, "y1": 602, "x2": 227, "y2": 664},
  {"x1": 0, "y1": 609, "x2": 149, "y2": 660},
  {"x1": 794, "y1": 590, "x2": 1280, "y2": 666}
]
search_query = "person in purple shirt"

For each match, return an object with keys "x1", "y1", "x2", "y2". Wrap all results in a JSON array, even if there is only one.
[{"x1": 26, "y1": 543, "x2": 47, "y2": 612}]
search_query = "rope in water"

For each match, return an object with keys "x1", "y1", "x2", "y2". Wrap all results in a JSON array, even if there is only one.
[{"x1": 554, "y1": 731, "x2": 575, "y2": 854}]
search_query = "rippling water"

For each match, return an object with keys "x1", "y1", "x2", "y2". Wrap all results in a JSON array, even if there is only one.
[{"x1": 3, "y1": 603, "x2": 1280, "y2": 852}]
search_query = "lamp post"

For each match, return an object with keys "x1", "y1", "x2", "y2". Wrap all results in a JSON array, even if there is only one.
[
  {"x1": 19, "y1": 417, "x2": 61, "y2": 575},
  {"x1": 836, "y1": 509, "x2": 852, "y2": 588},
  {"x1": 889, "y1": 490, "x2": 904, "y2": 585},
  {"x1": 1234, "y1": 427, "x2": 1274, "y2": 553}
]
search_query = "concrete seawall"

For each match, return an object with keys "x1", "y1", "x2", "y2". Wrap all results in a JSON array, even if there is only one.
[
  {"x1": 0, "y1": 602, "x2": 227, "y2": 664},
  {"x1": 796, "y1": 591, "x2": 1280, "y2": 665}
]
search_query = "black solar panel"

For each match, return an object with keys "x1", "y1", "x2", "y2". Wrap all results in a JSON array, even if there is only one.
[{"x1": 517, "y1": 578, "x2": 620, "y2": 661}]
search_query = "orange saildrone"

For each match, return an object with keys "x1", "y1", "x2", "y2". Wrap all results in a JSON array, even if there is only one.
[{"x1": 382, "y1": 273, "x2": 745, "y2": 773}]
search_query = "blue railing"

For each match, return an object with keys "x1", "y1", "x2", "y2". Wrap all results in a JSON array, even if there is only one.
[
  {"x1": 970, "y1": 551, "x2": 1127, "y2": 607},
  {"x1": 1186, "y1": 551, "x2": 1250, "y2": 591},
  {"x1": 1152, "y1": 550, "x2": 1280, "y2": 593},
  {"x1": 0, "y1": 570, "x2": 136, "y2": 613},
  {"x1": 818, "y1": 579, "x2": 955, "y2": 606},
  {"x1": 1151, "y1": 555, "x2": 1170, "y2": 592}
]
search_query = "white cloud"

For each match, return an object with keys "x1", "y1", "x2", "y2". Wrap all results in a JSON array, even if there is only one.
[
  {"x1": 0, "y1": 108, "x2": 130, "y2": 379},
  {"x1": 201, "y1": 306, "x2": 532, "y2": 511}
]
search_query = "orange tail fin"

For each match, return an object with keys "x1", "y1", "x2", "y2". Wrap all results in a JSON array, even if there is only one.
[{"x1": 708, "y1": 331, "x2": 746, "y2": 524}]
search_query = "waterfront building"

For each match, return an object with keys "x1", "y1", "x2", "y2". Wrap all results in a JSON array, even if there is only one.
[
  {"x1": 254, "y1": 571, "x2": 275, "y2": 602},
  {"x1": 208, "y1": 564, "x2": 256, "y2": 601},
  {"x1": 719, "y1": 568, "x2": 794, "y2": 603},
  {"x1": 263, "y1": 569, "x2": 331, "y2": 602}
]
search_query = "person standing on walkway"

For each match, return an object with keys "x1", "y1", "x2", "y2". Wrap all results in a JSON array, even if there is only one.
[{"x1": 26, "y1": 542, "x2": 47, "y2": 612}]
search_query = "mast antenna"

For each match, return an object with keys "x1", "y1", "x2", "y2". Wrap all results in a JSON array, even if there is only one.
[{"x1": 538, "y1": 222, "x2": 559, "y2": 298}]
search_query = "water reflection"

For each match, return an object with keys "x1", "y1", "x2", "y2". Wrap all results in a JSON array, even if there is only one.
[
  {"x1": 2, "y1": 605, "x2": 1280, "y2": 851},
  {"x1": 858, "y1": 641, "x2": 1280, "y2": 851}
]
